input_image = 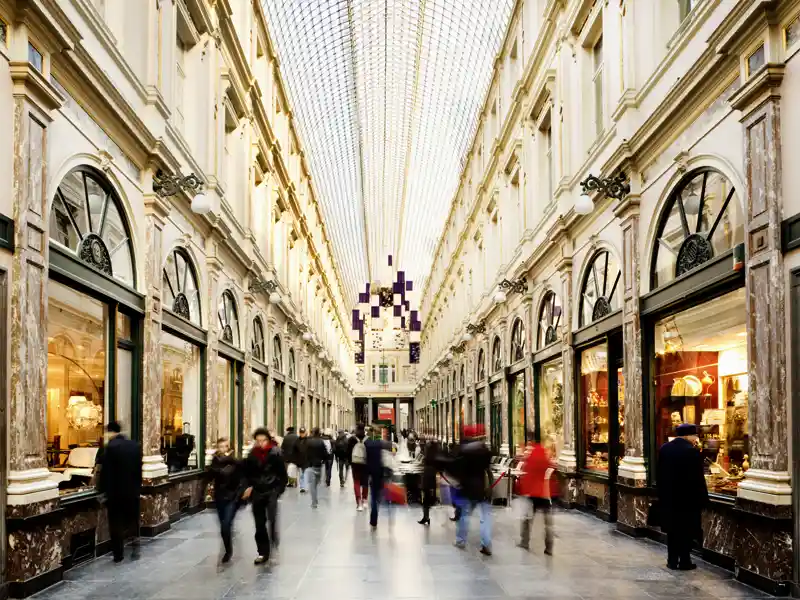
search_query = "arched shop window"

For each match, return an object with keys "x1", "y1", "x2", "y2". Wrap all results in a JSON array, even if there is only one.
[
  {"x1": 272, "y1": 335, "x2": 283, "y2": 372},
  {"x1": 163, "y1": 247, "x2": 201, "y2": 324},
  {"x1": 537, "y1": 291, "x2": 562, "y2": 349},
  {"x1": 51, "y1": 166, "x2": 135, "y2": 286},
  {"x1": 47, "y1": 166, "x2": 140, "y2": 492},
  {"x1": 251, "y1": 317, "x2": 265, "y2": 361},
  {"x1": 510, "y1": 318, "x2": 526, "y2": 362},
  {"x1": 288, "y1": 349, "x2": 296, "y2": 380},
  {"x1": 579, "y1": 249, "x2": 621, "y2": 327},
  {"x1": 460, "y1": 364, "x2": 465, "y2": 390},
  {"x1": 217, "y1": 290, "x2": 240, "y2": 346},
  {"x1": 491, "y1": 336, "x2": 502, "y2": 373},
  {"x1": 651, "y1": 168, "x2": 743, "y2": 289},
  {"x1": 649, "y1": 168, "x2": 747, "y2": 498},
  {"x1": 477, "y1": 349, "x2": 486, "y2": 381},
  {"x1": 160, "y1": 248, "x2": 203, "y2": 474}
]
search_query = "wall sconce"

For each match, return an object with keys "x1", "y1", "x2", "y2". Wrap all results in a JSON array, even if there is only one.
[
  {"x1": 575, "y1": 172, "x2": 630, "y2": 215},
  {"x1": 153, "y1": 170, "x2": 210, "y2": 214},
  {"x1": 250, "y1": 278, "x2": 281, "y2": 304},
  {"x1": 466, "y1": 320, "x2": 486, "y2": 338},
  {"x1": 496, "y1": 277, "x2": 527, "y2": 303}
]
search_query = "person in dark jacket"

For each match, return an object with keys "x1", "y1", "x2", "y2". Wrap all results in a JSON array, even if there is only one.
[
  {"x1": 334, "y1": 429, "x2": 349, "y2": 487},
  {"x1": 243, "y1": 428, "x2": 288, "y2": 564},
  {"x1": 447, "y1": 425, "x2": 493, "y2": 555},
  {"x1": 209, "y1": 437, "x2": 242, "y2": 562},
  {"x1": 281, "y1": 427, "x2": 299, "y2": 487},
  {"x1": 365, "y1": 428, "x2": 393, "y2": 528},
  {"x1": 418, "y1": 439, "x2": 441, "y2": 525},
  {"x1": 657, "y1": 423, "x2": 708, "y2": 570},
  {"x1": 296, "y1": 428, "x2": 310, "y2": 493},
  {"x1": 96, "y1": 422, "x2": 142, "y2": 563},
  {"x1": 306, "y1": 427, "x2": 329, "y2": 508},
  {"x1": 348, "y1": 424, "x2": 369, "y2": 510},
  {"x1": 517, "y1": 433, "x2": 554, "y2": 554},
  {"x1": 321, "y1": 429, "x2": 335, "y2": 487}
]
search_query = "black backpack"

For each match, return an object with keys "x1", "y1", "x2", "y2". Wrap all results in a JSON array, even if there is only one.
[{"x1": 335, "y1": 435, "x2": 348, "y2": 456}]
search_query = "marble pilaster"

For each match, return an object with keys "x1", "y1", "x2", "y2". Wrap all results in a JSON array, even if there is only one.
[
  {"x1": 557, "y1": 258, "x2": 577, "y2": 473},
  {"x1": 204, "y1": 254, "x2": 223, "y2": 464},
  {"x1": 141, "y1": 190, "x2": 170, "y2": 482},
  {"x1": 729, "y1": 66, "x2": 791, "y2": 505}
]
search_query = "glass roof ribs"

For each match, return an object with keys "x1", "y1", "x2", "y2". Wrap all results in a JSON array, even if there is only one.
[{"x1": 262, "y1": 0, "x2": 513, "y2": 306}]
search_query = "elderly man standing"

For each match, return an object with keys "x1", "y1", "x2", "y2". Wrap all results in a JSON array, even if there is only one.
[{"x1": 657, "y1": 423, "x2": 708, "y2": 571}]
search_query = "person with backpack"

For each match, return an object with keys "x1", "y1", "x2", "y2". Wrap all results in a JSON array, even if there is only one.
[
  {"x1": 334, "y1": 429, "x2": 349, "y2": 487},
  {"x1": 348, "y1": 423, "x2": 369, "y2": 511}
]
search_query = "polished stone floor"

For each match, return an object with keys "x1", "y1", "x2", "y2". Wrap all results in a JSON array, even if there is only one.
[{"x1": 33, "y1": 479, "x2": 772, "y2": 599}]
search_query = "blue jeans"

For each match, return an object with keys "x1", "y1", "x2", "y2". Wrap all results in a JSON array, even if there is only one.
[
  {"x1": 308, "y1": 467, "x2": 322, "y2": 507},
  {"x1": 455, "y1": 497, "x2": 492, "y2": 548},
  {"x1": 299, "y1": 467, "x2": 307, "y2": 491},
  {"x1": 216, "y1": 499, "x2": 237, "y2": 556}
]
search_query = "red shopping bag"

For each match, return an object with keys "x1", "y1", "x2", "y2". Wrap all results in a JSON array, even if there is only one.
[{"x1": 384, "y1": 481, "x2": 408, "y2": 505}]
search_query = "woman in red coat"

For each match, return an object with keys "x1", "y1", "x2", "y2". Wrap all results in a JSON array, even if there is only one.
[{"x1": 518, "y1": 434, "x2": 554, "y2": 554}]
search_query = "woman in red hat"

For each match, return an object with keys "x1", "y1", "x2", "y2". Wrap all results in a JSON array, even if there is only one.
[{"x1": 517, "y1": 430, "x2": 554, "y2": 554}]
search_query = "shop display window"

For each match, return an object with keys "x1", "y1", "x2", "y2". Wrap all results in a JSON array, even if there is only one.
[
  {"x1": 539, "y1": 358, "x2": 564, "y2": 459},
  {"x1": 251, "y1": 371, "x2": 267, "y2": 434},
  {"x1": 654, "y1": 288, "x2": 748, "y2": 497},
  {"x1": 511, "y1": 374, "x2": 526, "y2": 456},
  {"x1": 161, "y1": 331, "x2": 201, "y2": 473},
  {"x1": 476, "y1": 389, "x2": 486, "y2": 431},
  {"x1": 216, "y1": 356, "x2": 234, "y2": 446},
  {"x1": 581, "y1": 343, "x2": 610, "y2": 472},
  {"x1": 47, "y1": 280, "x2": 107, "y2": 495},
  {"x1": 490, "y1": 383, "x2": 502, "y2": 451}
]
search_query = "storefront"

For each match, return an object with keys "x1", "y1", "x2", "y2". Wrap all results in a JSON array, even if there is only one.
[
  {"x1": 249, "y1": 317, "x2": 268, "y2": 441},
  {"x1": 489, "y1": 336, "x2": 504, "y2": 452},
  {"x1": 215, "y1": 291, "x2": 244, "y2": 454},
  {"x1": 643, "y1": 167, "x2": 746, "y2": 498},
  {"x1": 533, "y1": 290, "x2": 564, "y2": 460},
  {"x1": 573, "y1": 248, "x2": 624, "y2": 520},
  {"x1": 271, "y1": 336, "x2": 286, "y2": 433},
  {"x1": 507, "y1": 318, "x2": 527, "y2": 456}
]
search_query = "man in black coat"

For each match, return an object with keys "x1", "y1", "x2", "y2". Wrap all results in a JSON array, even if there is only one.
[
  {"x1": 209, "y1": 437, "x2": 242, "y2": 562},
  {"x1": 296, "y1": 428, "x2": 310, "y2": 493},
  {"x1": 657, "y1": 423, "x2": 708, "y2": 570},
  {"x1": 243, "y1": 428, "x2": 288, "y2": 564},
  {"x1": 96, "y1": 422, "x2": 142, "y2": 562},
  {"x1": 281, "y1": 426, "x2": 299, "y2": 487}
]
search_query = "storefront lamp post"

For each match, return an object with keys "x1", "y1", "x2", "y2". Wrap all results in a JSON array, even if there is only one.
[
  {"x1": 153, "y1": 170, "x2": 210, "y2": 214},
  {"x1": 575, "y1": 172, "x2": 631, "y2": 215},
  {"x1": 249, "y1": 278, "x2": 282, "y2": 304}
]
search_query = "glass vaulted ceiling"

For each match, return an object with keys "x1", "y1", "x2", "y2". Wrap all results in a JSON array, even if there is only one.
[{"x1": 262, "y1": 0, "x2": 514, "y2": 305}]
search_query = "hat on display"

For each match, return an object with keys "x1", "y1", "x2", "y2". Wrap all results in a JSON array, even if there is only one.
[{"x1": 675, "y1": 423, "x2": 698, "y2": 436}]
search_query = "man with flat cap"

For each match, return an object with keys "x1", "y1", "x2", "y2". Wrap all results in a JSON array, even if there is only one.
[{"x1": 657, "y1": 423, "x2": 708, "y2": 570}]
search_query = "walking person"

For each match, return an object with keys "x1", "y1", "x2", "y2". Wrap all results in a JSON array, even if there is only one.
[
  {"x1": 418, "y1": 439, "x2": 440, "y2": 526},
  {"x1": 658, "y1": 423, "x2": 708, "y2": 570},
  {"x1": 348, "y1": 424, "x2": 369, "y2": 511},
  {"x1": 96, "y1": 422, "x2": 142, "y2": 563},
  {"x1": 296, "y1": 428, "x2": 310, "y2": 493},
  {"x1": 322, "y1": 429, "x2": 335, "y2": 487},
  {"x1": 365, "y1": 428, "x2": 393, "y2": 529},
  {"x1": 305, "y1": 427, "x2": 329, "y2": 508},
  {"x1": 243, "y1": 428, "x2": 288, "y2": 565},
  {"x1": 281, "y1": 426, "x2": 299, "y2": 487},
  {"x1": 334, "y1": 429, "x2": 349, "y2": 487},
  {"x1": 209, "y1": 437, "x2": 243, "y2": 563},
  {"x1": 448, "y1": 425, "x2": 493, "y2": 556},
  {"x1": 517, "y1": 433, "x2": 554, "y2": 554}
]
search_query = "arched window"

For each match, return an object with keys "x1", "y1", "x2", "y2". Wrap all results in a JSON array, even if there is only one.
[
  {"x1": 491, "y1": 337, "x2": 502, "y2": 373},
  {"x1": 251, "y1": 317, "x2": 265, "y2": 361},
  {"x1": 460, "y1": 364, "x2": 465, "y2": 390},
  {"x1": 51, "y1": 166, "x2": 135, "y2": 286},
  {"x1": 537, "y1": 290, "x2": 562, "y2": 349},
  {"x1": 580, "y1": 249, "x2": 621, "y2": 327},
  {"x1": 288, "y1": 349, "x2": 296, "y2": 380},
  {"x1": 510, "y1": 318, "x2": 526, "y2": 362},
  {"x1": 217, "y1": 290, "x2": 240, "y2": 346},
  {"x1": 163, "y1": 247, "x2": 201, "y2": 324},
  {"x1": 308, "y1": 365, "x2": 312, "y2": 387},
  {"x1": 452, "y1": 370, "x2": 456, "y2": 393},
  {"x1": 272, "y1": 335, "x2": 283, "y2": 372},
  {"x1": 477, "y1": 349, "x2": 486, "y2": 381},
  {"x1": 651, "y1": 168, "x2": 743, "y2": 288}
]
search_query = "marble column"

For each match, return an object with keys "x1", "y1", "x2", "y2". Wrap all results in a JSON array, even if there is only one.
[
  {"x1": 615, "y1": 192, "x2": 647, "y2": 484},
  {"x1": 141, "y1": 189, "x2": 170, "y2": 483},
  {"x1": 241, "y1": 292, "x2": 255, "y2": 452},
  {"x1": 557, "y1": 256, "x2": 577, "y2": 474},
  {"x1": 730, "y1": 65, "x2": 791, "y2": 506},
  {"x1": 204, "y1": 253, "x2": 223, "y2": 465}
]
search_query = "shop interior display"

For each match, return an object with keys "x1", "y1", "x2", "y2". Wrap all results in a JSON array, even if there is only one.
[
  {"x1": 654, "y1": 289, "x2": 748, "y2": 496},
  {"x1": 46, "y1": 281, "x2": 107, "y2": 494},
  {"x1": 539, "y1": 359, "x2": 564, "y2": 459},
  {"x1": 161, "y1": 331, "x2": 200, "y2": 472},
  {"x1": 512, "y1": 375, "x2": 526, "y2": 456},
  {"x1": 582, "y1": 343, "x2": 610, "y2": 472}
]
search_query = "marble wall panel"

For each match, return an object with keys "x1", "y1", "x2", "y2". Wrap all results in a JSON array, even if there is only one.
[
  {"x1": 617, "y1": 490, "x2": 648, "y2": 529},
  {"x1": 6, "y1": 523, "x2": 61, "y2": 582},
  {"x1": 140, "y1": 492, "x2": 169, "y2": 529}
]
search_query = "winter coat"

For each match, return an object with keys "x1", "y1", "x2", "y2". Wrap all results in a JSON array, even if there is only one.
[
  {"x1": 210, "y1": 452, "x2": 244, "y2": 504},
  {"x1": 243, "y1": 444, "x2": 288, "y2": 499},
  {"x1": 519, "y1": 443, "x2": 552, "y2": 499}
]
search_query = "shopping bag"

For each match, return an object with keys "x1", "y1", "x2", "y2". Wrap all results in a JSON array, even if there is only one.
[
  {"x1": 384, "y1": 481, "x2": 407, "y2": 505},
  {"x1": 287, "y1": 463, "x2": 298, "y2": 480}
]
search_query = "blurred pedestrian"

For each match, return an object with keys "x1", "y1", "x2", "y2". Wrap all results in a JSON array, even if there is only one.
[
  {"x1": 348, "y1": 424, "x2": 369, "y2": 511},
  {"x1": 281, "y1": 426, "x2": 299, "y2": 487},
  {"x1": 97, "y1": 422, "x2": 142, "y2": 563},
  {"x1": 365, "y1": 427, "x2": 393, "y2": 529},
  {"x1": 306, "y1": 427, "x2": 329, "y2": 508},
  {"x1": 517, "y1": 432, "x2": 553, "y2": 554},
  {"x1": 322, "y1": 429, "x2": 335, "y2": 487},
  {"x1": 296, "y1": 427, "x2": 310, "y2": 493},
  {"x1": 658, "y1": 423, "x2": 708, "y2": 570},
  {"x1": 334, "y1": 429, "x2": 350, "y2": 487},
  {"x1": 243, "y1": 428, "x2": 287, "y2": 565},
  {"x1": 418, "y1": 439, "x2": 440, "y2": 526},
  {"x1": 209, "y1": 437, "x2": 243, "y2": 563},
  {"x1": 448, "y1": 425, "x2": 493, "y2": 555}
]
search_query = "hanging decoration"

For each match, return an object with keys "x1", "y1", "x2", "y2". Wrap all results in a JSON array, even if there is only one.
[{"x1": 351, "y1": 255, "x2": 422, "y2": 364}]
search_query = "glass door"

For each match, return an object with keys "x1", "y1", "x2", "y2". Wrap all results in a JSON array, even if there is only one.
[{"x1": 490, "y1": 382, "x2": 502, "y2": 452}]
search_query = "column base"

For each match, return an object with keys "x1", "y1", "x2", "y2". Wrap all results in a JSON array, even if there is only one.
[
  {"x1": 6, "y1": 469, "x2": 59, "y2": 506},
  {"x1": 142, "y1": 454, "x2": 168, "y2": 483},
  {"x1": 737, "y1": 468, "x2": 791, "y2": 505},
  {"x1": 617, "y1": 455, "x2": 647, "y2": 487},
  {"x1": 557, "y1": 448, "x2": 577, "y2": 474}
]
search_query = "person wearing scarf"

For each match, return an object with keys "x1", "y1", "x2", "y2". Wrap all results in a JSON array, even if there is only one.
[{"x1": 243, "y1": 428, "x2": 288, "y2": 564}]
